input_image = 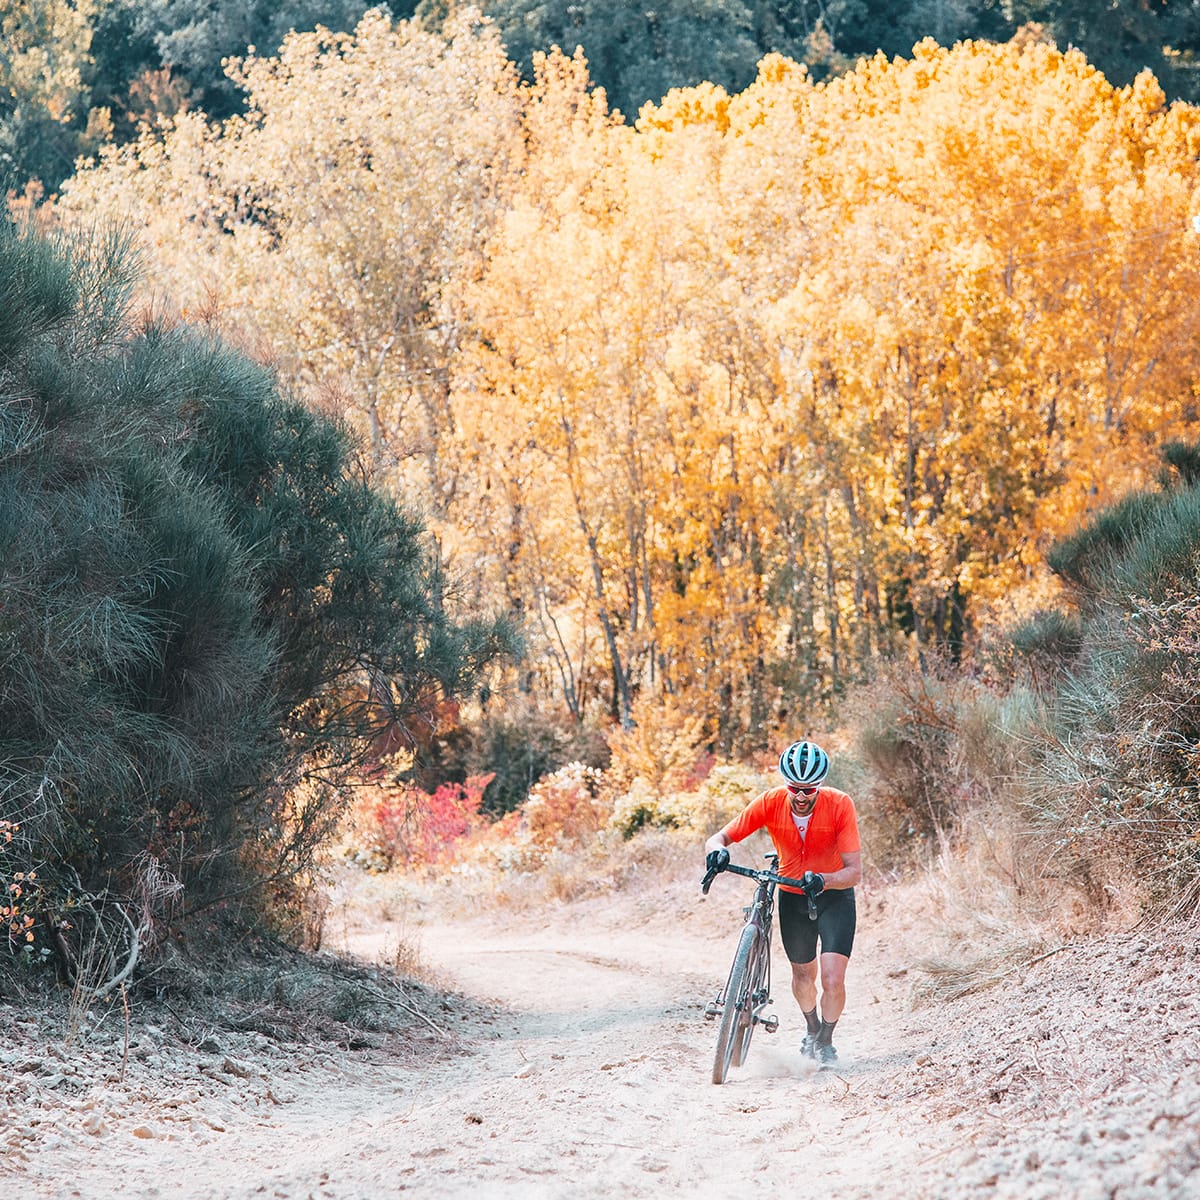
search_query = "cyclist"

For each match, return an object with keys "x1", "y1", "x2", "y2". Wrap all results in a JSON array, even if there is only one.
[{"x1": 704, "y1": 740, "x2": 862, "y2": 1067}]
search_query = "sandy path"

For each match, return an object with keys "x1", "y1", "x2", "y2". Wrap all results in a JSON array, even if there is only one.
[
  {"x1": 11, "y1": 879, "x2": 933, "y2": 1199},
  {"x1": 316, "y1": 880, "x2": 951, "y2": 1199},
  {"x1": 9, "y1": 872, "x2": 1200, "y2": 1198}
]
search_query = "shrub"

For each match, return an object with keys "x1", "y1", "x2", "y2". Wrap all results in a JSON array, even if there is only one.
[
  {"x1": 444, "y1": 762, "x2": 610, "y2": 879},
  {"x1": 521, "y1": 762, "x2": 608, "y2": 848},
  {"x1": 1046, "y1": 491, "x2": 1163, "y2": 599},
  {"x1": 423, "y1": 698, "x2": 609, "y2": 817},
  {"x1": 0, "y1": 218, "x2": 506, "y2": 975},
  {"x1": 845, "y1": 655, "x2": 1027, "y2": 870},
  {"x1": 1108, "y1": 487, "x2": 1200, "y2": 603},
  {"x1": 605, "y1": 694, "x2": 712, "y2": 798},
  {"x1": 1160, "y1": 439, "x2": 1200, "y2": 488},
  {"x1": 1022, "y1": 593, "x2": 1200, "y2": 922},
  {"x1": 1015, "y1": 446, "x2": 1200, "y2": 923},
  {"x1": 348, "y1": 771, "x2": 494, "y2": 873},
  {"x1": 609, "y1": 779, "x2": 680, "y2": 837},
  {"x1": 1048, "y1": 480, "x2": 1200, "y2": 609},
  {"x1": 1009, "y1": 610, "x2": 1086, "y2": 688},
  {"x1": 609, "y1": 761, "x2": 770, "y2": 838}
]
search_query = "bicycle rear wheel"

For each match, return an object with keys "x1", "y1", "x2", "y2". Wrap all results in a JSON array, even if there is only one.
[
  {"x1": 712, "y1": 924, "x2": 758, "y2": 1084},
  {"x1": 731, "y1": 935, "x2": 768, "y2": 1068}
]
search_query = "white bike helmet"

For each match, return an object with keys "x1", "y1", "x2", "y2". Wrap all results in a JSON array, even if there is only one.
[{"x1": 778, "y1": 740, "x2": 829, "y2": 787}]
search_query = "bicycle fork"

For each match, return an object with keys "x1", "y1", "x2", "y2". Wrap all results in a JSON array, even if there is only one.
[
  {"x1": 748, "y1": 978, "x2": 780, "y2": 1034},
  {"x1": 704, "y1": 987, "x2": 780, "y2": 1032}
]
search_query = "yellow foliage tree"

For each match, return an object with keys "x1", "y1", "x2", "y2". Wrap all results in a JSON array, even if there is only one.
[
  {"x1": 719, "y1": 38, "x2": 1200, "y2": 654},
  {"x1": 60, "y1": 7, "x2": 522, "y2": 543},
  {"x1": 56, "y1": 26, "x2": 1200, "y2": 752}
]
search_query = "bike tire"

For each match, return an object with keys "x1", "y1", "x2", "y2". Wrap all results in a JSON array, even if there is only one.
[
  {"x1": 731, "y1": 936, "x2": 767, "y2": 1068},
  {"x1": 712, "y1": 924, "x2": 757, "y2": 1084}
]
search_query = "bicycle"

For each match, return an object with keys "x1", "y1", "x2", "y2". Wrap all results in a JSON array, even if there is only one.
[{"x1": 701, "y1": 853, "x2": 816, "y2": 1085}]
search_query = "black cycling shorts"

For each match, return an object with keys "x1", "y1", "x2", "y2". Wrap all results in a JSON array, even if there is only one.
[{"x1": 777, "y1": 887, "x2": 856, "y2": 963}]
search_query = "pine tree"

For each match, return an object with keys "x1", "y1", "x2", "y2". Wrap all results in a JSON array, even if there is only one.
[{"x1": 0, "y1": 217, "x2": 507, "y2": 978}]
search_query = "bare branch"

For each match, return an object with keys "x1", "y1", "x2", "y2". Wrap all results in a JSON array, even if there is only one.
[{"x1": 85, "y1": 903, "x2": 140, "y2": 1000}]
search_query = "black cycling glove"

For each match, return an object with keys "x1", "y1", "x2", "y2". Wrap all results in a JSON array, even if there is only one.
[
  {"x1": 705, "y1": 848, "x2": 730, "y2": 873},
  {"x1": 803, "y1": 870, "x2": 825, "y2": 897}
]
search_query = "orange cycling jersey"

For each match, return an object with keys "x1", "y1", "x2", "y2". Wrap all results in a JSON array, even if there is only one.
[{"x1": 719, "y1": 786, "x2": 860, "y2": 891}]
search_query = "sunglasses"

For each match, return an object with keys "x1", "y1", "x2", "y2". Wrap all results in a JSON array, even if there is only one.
[{"x1": 788, "y1": 784, "x2": 819, "y2": 796}]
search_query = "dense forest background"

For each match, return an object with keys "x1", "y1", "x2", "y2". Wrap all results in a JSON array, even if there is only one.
[
  {"x1": 8, "y1": 1, "x2": 1200, "y2": 193},
  {"x1": 5, "y1": 2, "x2": 1200, "y2": 975}
]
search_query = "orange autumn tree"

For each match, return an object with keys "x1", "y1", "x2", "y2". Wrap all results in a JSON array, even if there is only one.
[
  {"x1": 56, "y1": 25, "x2": 1200, "y2": 749},
  {"x1": 731, "y1": 40, "x2": 1200, "y2": 652},
  {"x1": 459, "y1": 60, "x2": 816, "y2": 747},
  {"x1": 463, "y1": 36, "x2": 1200, "y2": 735},
  {"x1": 452, "y1": 49, "x2": 641, "y2": 725}
]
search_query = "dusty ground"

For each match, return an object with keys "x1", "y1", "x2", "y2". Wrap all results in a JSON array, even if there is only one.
[{"x1": 3, "y1": 863, "x2": 1200, "y2": 1199}]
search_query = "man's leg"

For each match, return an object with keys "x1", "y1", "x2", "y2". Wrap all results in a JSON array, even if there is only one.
[
  {"x1": 778, "y1": 890, "x2": 821, "y2": 1052},
  {"x1": 790, "y1": 960, "x2": 821, "y2": 1055},
  {"x1": 818, "y1": 952, "x2": 849, "y2": 1022},
  {"x1": 814, "y1": 952, "x2": 849, "y2": 1064},
  {"x1": 812, "y1": 889, "x2": 856, "y2": 1065},
  {"x1": 790, "y1": 959, "x2": 819, "y2": 1018}
]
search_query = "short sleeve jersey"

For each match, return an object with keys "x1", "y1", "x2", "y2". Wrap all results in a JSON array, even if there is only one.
[{"x1": 720, "y1": 786, "x2": 860, "y2": 892}]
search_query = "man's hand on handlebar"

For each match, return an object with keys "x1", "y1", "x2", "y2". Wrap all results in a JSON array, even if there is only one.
[{"x1": 699, "y1": 857, "x2": 818, "y2": 906}]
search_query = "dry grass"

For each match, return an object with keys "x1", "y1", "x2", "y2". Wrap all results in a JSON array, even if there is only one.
[
  {"x1": 344, "y1": 824, "x2": 702, "y2": 926},
  {"x1": 899, "y1": 800, "x2": 1111, "y2": 1006},
  {"x1": 911, "y1": 923, "x2": 1053, "y2": 1003},
  {"x1": 322, "y1": 865, "x2": 431, "y2": 981},
  {"x1": 458, "y1": 825, "x2": 699, "y2": 911},
  {"x1": 139, "y1": 930, "x2": 464, "y2": 1051}
]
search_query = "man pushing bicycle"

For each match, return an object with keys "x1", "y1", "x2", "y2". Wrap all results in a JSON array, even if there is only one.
[{"x1": 704, "y1": 740, "x2": 862, "y2": 1066}]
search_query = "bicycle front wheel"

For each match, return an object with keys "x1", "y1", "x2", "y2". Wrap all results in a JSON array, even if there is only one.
[
  {"x1": 731, "y1": 934, "x2": 768, "y2": 1068},
  {"x1": 712, "y1": 924, "x2": 758, "y2": 1085}
]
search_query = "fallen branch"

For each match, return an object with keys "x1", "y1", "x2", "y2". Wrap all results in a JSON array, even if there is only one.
[
  {"x1": 385, "y1": 980, "x2": 452, "y2": 1040},
  {"x1": 86, "y1": 904, "x2": 141, "y2": 999},
  {"x1": 1024, "y1": 943, "x2": 1077, "y2": 969},
  {"x1": 118, "y1": 983, "x2": 131, "y2": 1083}
]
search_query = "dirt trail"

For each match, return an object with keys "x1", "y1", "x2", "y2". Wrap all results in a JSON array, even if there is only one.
[
  {"x1": 7, "y1": 871, "x2": 1200, "y2": 1199},
  {"x1": 335, "y1": 888, "x2": 941, "y2": 1199}
]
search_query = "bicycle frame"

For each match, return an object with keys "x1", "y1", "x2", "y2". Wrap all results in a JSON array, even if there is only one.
[{"x1": 702, "y1": 853, "x2": 815, "y2": 1084}]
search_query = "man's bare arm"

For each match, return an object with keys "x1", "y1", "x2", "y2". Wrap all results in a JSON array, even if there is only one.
[{"x1": 819, "y1": 849, "x2": 862, "y2": 891}]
